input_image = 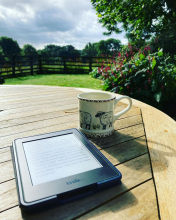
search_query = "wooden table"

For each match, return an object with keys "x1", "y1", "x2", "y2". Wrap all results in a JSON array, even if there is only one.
[{"x1": 0, "y1": 85, "x2": 176, "y2": 220}]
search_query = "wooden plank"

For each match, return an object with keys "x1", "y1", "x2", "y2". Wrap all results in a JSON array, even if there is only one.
[
  {"x1": 90, "y1": 124, "x2": 145, "y2": 150},
  {"x1": 0, "y1": 107, "x2": 140, "y2": 130},
  {"x1": 0, "y1": 108, "x2": 78, "y2": 129},
  {"x1": 0, "y1": 89, "x2": 80, "y2": 102},
  {"x1": 138, "y1": 104, "x2": 176, "y2": 220},
  {"x1": 0, "y1": 147, "x2": 11, "y2": 163},
  {"x1": 100, "y1": 136, "x2": 147, "y2": 165},
  {"x1": 0, "y1": 154, "x2": 153, "y2": 218},
  {"x1": 0, "y1": 114, "x2": 79, "y2": 137},
  {"x1": 78, "y1": 180, "x2": 159, "y2": 220},
  {"x1": 0, "y1": 99, "x2": 78, "y2": 116},
  {"x1": 0, "y1": 87, "x2": 70, "y2": 98},
  {"x1": 0, "y1": 95, "x2": 79, "y2": 110},
  {"x1": 0, "y1": 161, "x2": 14, "y2": 183},
  {"x1": 0, "y1": 103, "x2": 78, "y2": 122},
  {"x1": 0, "y1": 93, "x2": 80, "y2": 112},
  {"x1": 0, "y1": 117, "x2": 144, "y2": 149}
]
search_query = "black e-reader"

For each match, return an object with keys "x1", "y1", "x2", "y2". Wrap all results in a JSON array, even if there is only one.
[{"x1": 11, "y1": 128, "x2": 122, "y2": 213}]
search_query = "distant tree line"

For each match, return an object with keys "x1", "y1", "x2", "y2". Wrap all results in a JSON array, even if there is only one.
[{"x1": 0, "y1": 36, "x2": 123, "y2": 61}]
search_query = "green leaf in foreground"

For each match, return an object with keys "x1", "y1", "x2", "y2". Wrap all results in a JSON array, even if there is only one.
[
  {"x1": 152, "y1": 57, "x2": 156, "y2": 69},
  {"x1": 154, "y1": 91, "x2": 162, "y2": 102}
]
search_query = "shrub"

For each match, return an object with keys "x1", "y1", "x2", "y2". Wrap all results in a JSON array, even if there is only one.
[
  {"x1": 90, "y1": 43, "x2": 176, "y2": 117},
  {"x1": 89, "y1": 67, "x2": 101, "y2": 79}
]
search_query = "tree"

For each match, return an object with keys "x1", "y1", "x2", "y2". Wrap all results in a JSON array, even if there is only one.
[
  {"x1": 82, "y1": 43, "x2": 98, "y2": 56},
  {"x1": 40, "y1": 44, "x2": 80, "y2": 57},
  {"x1": 0, "y1": 47, "x2": 5, "y2": 62},
  {"x1": 91, "y1": 0, "x2": 176, "y2": 39},
  {"x1": 97, "y1": 38, "x2": 122, "y2": 56},
  {"x1": 149, "y1": 29, "x2": 176, "y2": 54},
  {"x1": 21, "y1": 44, "x2": 38, "y2": 56},
  {"x1": 0, "y1": 37, "x2": 21, "y2": 56},
  {"x1": 42, "y1": 44, "x2": 62, "y2": 56}
]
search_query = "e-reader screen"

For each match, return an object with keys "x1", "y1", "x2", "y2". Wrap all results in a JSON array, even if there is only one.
[{"x1": 23, "y1": 134, "x2": 103, "y2": 186}]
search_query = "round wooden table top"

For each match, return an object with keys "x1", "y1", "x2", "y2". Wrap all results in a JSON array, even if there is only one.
[{"x1": 0, "y1": 85, "x2": 175, "y2": 220}]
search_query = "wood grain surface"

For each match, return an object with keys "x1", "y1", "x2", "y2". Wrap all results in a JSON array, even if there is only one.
[
  {"x1": 76, "y1": 87, "x2": 176, "y2": 220},
  {"x1": 0, "y1": 85, "x2": 161, "y2": 220}
]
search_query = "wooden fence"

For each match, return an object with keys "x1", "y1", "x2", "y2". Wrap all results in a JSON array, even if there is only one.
[{"x1": 0, "y1": 55, "x2": 111, "y2": 79}]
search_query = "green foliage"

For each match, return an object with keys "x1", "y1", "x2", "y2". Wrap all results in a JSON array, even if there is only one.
[
  {"x1": 0, "y1": 36, "x2": 21, "y2": 56},
  {"x1": 149, "y1": 29, "x2": 176, "y2": 55},
  {"x1": 21, "y1": 44, "x2": 38, "y2": 56},
  {"x1": 97, "y1": 38, "x2": 122, "y2": 56},
  {"x1": 82, "y1": 43, "x2": 98, "y2": 57},
  {"x1": 82, "y1": 38, "x2": 122, "y2": 57},
  {"x1": 90, "y1": 44, "x2": 176, "y2": 112},
  {"x1": 40, "y1": 44, "x2": 80, "y2": 57},
  {"x1": 91, "y1": 0, "x2": 176, "y2": 40},
  {"x1": 89, "y1": 67, "x2": 101, "y2": 78}
]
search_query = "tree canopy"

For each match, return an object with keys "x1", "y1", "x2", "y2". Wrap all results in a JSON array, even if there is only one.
[
  {"x1": 21, "y1": 44, "x2": 38, "y2": 56},
  {"x1": 82, "y1": 39, "x2": 122, "y2": 57},
  {"x1": 82, "y1": 43, "x2": 98, "y2": 56},
  {"x1": 91, "y1": 0, "x2": 176, "y2": 39},
  {"x1": 97, "y1": 38, "x2": 121, "y2": 56},
  {"x1": 0, "y1": 37, "x2": 21, "y2": 56}
]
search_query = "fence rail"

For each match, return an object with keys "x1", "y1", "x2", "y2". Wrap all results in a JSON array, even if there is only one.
[{"x1": 0, "y1": 55, "x2": 111, "y2": 79}]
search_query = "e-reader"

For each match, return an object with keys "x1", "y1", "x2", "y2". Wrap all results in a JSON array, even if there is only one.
[{"x1": 11, "y1": 128, "x2": 122, "y2": 213}]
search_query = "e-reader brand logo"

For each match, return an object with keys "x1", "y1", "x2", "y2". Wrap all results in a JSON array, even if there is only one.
[{"x1": 66, "y1": 179, "x2": 80, "y2": 185}]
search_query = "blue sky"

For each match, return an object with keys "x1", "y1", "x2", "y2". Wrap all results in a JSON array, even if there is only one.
[{"x1": 0, "y1": 0, "x2": 127, "y2": 50}]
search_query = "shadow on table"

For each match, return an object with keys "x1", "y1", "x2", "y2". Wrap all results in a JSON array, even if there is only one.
[
  {"x1": 90, "y1": 129, "x2": 176, "y2": 173},
  {"x1": 21, "y1": 183, "x2": 137, "y2": 220}
]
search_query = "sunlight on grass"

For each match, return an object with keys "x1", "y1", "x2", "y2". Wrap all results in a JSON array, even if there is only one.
[{"x1": 4, "y1": 74, "x2": 103, "y2": 90}]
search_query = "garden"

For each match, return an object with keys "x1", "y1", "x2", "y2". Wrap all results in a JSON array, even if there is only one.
[{"x1": 90, "y1": 42, "x2": 176, "y2": 120}]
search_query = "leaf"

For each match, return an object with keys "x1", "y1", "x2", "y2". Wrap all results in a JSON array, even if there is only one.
[
  {"x1": 154, "y1": 92, "x2": 162, "y2": 102},
  {"x1": 139, "y1": 53, "x2": 145, "y2": 60},
  {"x1": 151, "y1": 79, "x2": 157, "y2": 92},
  {"x1": 158, "y1": 49, "x2": 163, "y2": 57},
  {"x1": 152, "y1": 57, "x2": 156, "y2": 69}
]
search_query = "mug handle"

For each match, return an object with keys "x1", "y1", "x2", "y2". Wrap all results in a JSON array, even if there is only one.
[{"x1": 113, "y1": 96, "x2": 132, "y2": 122}]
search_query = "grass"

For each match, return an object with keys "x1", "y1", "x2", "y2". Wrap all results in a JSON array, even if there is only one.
[{"x1": 4, "y1": 74, "x2": 103, "y2": 90}]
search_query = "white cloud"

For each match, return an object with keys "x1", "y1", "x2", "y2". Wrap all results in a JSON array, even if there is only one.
[{"x1": 0, "y1": 0, "x2": 127, "y2": 50}]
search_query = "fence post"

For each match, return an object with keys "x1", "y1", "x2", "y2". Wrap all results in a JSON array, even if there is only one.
[
  {"x1": 38, "y1": 55, "x2": 42, "y2": 74},
  {"x1": 89, "y1": 57, "x2": 92, "y2": 72},
  {"x1": 30, "y1": 56, "x2": 33, "y2": 75},
  {"x1": 63, "y1": 56, "x2": 67, "y2": 73},
  {"x1": 12, "y1": 54, "x2": 16, "y2": 77}
]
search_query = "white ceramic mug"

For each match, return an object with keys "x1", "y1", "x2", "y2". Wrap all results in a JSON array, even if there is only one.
[{"x1": 78, "y1": 92, "x2": 132, "y2": 137}]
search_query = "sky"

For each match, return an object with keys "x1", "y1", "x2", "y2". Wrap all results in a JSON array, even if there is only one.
[{"x1": 0, "y1": 0, "x2": 127, "y2": 50}]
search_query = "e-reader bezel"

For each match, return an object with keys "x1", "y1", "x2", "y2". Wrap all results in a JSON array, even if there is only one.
[{"x1": 12, "y1": 128, "x2": 121, "y2": 205}]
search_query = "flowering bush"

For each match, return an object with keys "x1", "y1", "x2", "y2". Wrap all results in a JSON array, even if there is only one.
[{"x1": 90, "y1": 43, "x2": 176, "y2": 116}]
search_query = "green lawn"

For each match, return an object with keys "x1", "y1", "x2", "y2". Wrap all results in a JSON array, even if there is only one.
[{"x1": 4, "y1": 74, "x2": 103, "y2": 90}]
